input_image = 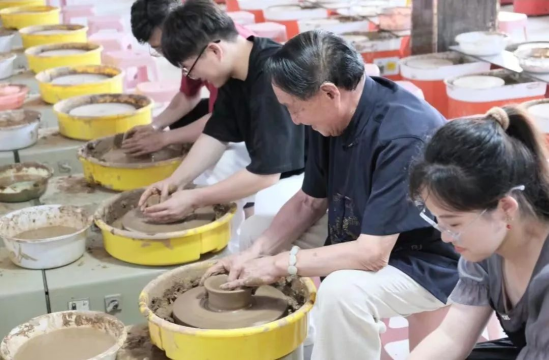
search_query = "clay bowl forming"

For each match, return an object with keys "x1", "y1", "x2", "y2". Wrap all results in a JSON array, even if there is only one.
[
  {"x1": 0, "y1": 109, "x2": 41, "y2": 151},
  {"x1": 0, "y1": 162, "x2": 53, "y2": 203},
  {"x1": 54, "y1": 93, "x2": 153, "y2": 141},
  {"x1": 35, "y1": 65, "x2": 124, "y2": 104},
  {"x1": 0, "y1": 83, "x2": 29, "y2": 110},
  {"x1": 455, "y1": 31, "x2": 509, "y2": 57},
  {"x1": 19, "y1": 24, "x2": 87, "y2": 49},
  {"x1": 0, "y1": 6, "x2": 60, "y2": 30},
  {"x1": 94, "y1": 189, "x2": 236, "y2": 265},
  {"x1": 138, "y1": 260, "x2": 317, "y2": 360},
  {"x1": 0, "y1": 28, "x2": 15, "y2": 53},
  {"x1": 515, "y1": 46, "x2": 549, "y2": 74},
  {"x1": 0, "y1": 0, "x2": 44, "y2": 10},
  {"x1": 25, "y1": 42, "x2": 102, "y2": 73},
  {"x1": 0, "y1": 311, "x2": 127, "y2": 360},
  {"x1": 0, "y1": 205, "x2": 91, "y2": 269},
  {"x1": 78, "y1": 135, "x2": 189, "y2": 191}
]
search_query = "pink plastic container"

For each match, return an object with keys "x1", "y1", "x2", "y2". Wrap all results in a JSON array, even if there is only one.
[{"x1": 0, "y1": 84, "x2": 29, "y2": 110}]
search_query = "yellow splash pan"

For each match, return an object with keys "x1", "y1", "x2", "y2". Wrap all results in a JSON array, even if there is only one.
[
  {"x1": 94, "y1": 189, "x2": 236, "y2": 266},
  {"x1": 19, "y1": 24, "x2": 88, "y2": 49},
  {"x1": 139, "y1": 261, "x2": 316, "y2": 360},
  {"x1": 0, "y1": 0, "x2": 43, "y2": 10},
  {"x1": 0, "y1": 6, "x2": 60, "y2": 30},
  {"x1": 78, "y1": 136, "x2": 190, "y2": 191},
  {"x1": 25, "y1": 42, "x2": 102, "y2": 73},
  {"x1": 36, "y1": 65, "x2": 123, "y2": 104},
  {"x1": 54, "y1": 93, "x2": 152, "y2": 140}
]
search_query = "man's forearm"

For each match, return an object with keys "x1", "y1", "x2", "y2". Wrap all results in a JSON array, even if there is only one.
[
  {"x1": 170, "y1": 134, "x2": 227, "y2": 187},
  {"x1": 153, "y1": 92, "x2": 201, "y2": 129},
  {"x1": 195, "y1": 169, "x2": 280, "y2": 207},
  {"x1": 164, "y1": 114, "x2": 211, "y2": 145},
  {"x1": 250, "y1": 191, "x2": 328, "y2": 257}
]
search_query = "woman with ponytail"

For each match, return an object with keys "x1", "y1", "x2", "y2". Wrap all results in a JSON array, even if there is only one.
[{"x1": 408, "y1": 106, "x2": 549, "y2": 360}]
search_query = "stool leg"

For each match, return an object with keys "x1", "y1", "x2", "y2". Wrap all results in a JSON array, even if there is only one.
[{"x1": 523, "y1": 27, "x2": 528, "y2": 41}]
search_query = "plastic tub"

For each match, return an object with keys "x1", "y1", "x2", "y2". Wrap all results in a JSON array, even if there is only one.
[
  {"x1": 0, "y1": 109, "x2": 40, "y2": 151},
  {"x1": 0, "y1": 84, "x2": 29, "y2": 110},
  {"x1": 455, "y1": 31, "x2": 509, "y2": 57}
]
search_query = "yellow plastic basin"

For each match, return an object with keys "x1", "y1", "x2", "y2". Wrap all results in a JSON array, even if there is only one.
[
  {"x1": 138, "y1": 261, "x2": 316, "y2": 360},
  {"x1": 36, "y1": 65, "x2": 123, "y2": 104},
  {"x1": 0, "y1": 6, "x2": 60, "y2": 30},
  {"x1": 0, "y1": 0, "x2": 44, "y2": 10},
  {"x1": 19, "y1": 24, "x2": 87, "y2": 49},
  {"x1": 54, "y1": 93, "x2": 152, "y2": 140},
  {"x1": 78, "y1": 136, "x2": 189, "y2": 192},
  {"x1": 94, "y1": 189, "x2": 236, "y2": 265},
  {"x1": 25, "y1": 42, "x2": 102, "y2": 73}
]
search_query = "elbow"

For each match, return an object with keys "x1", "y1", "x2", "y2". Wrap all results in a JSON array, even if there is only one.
[
  {"x1": 298, "y1": 191, "x2": 328, "y2": 217},
  {"x1": 262, "y1": 173, "x2": 281, "y2": 188}
]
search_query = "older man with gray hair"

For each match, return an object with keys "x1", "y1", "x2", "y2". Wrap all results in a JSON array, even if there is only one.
[{"x1": 203, "y1": 30, "x2": 460, "y2": 359}]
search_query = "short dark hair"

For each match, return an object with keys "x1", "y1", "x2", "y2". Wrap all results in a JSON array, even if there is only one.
[
  {"x1": 161, "y1": 0, "x2": 239, "y2": 68},
  {"x1": 409, "y1": 106, "x2": 549, "y2": 220},
  {"x1": 265, "y1": 30, "x2": 365, "y2": 100},
  {"x1": 130, "y1": 0, "x2": 178, "y2": 44}
]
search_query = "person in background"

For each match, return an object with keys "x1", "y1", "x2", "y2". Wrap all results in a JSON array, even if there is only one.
[
  {"x1": 137, "y1": 0, "x2": 305, "y2": 224},
  {"x1": 408, "y1": 106, "x2": 549, "y2": 360},
  {"x1": 127, "y1": 0, "x2": 257, "y2": 217},
  {"x1": 202, "y1": 30, "x2": 459, "y2": 360}
]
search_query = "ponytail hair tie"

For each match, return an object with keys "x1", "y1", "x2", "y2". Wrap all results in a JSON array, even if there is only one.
[{"x1": 487, "y1": 107, "x2": 510, "y2": 131}]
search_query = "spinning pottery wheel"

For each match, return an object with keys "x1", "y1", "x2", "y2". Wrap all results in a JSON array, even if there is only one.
[{"x1": 173, "y1": 275, "x2": 288, "y2": 330}]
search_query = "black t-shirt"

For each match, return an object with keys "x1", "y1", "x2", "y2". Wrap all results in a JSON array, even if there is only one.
[
  {"x1": 302, "y1": 76, "x2": 459, "y2": 303},
  {"x1": 203, "y1": 36, "x2": 305, "y2": 178}
]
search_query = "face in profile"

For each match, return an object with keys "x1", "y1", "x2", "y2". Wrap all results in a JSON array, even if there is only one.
[
  {"x1": 181, "y1": 42, "x2": 231, "y2": 88},
  {"x1": 272, "y1": 84, "x2": 344, "y2": 137}
]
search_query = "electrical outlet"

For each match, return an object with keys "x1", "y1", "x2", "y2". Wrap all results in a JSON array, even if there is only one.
[
  {"x1": 68, "y1": 299, "x2": 90, "y2": 311},
  {"x1": 105, "y1": 294, "x2": 122, "y2": 313}
]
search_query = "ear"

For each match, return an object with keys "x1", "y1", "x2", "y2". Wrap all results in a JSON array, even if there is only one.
[
  {"x1": 209, "y1": 42, "x2": 223, "y2": 60},
  {"x1": 319, "y1": 82, "x2": 339, "y2": 101},
  {"x1": 499, "y1": 196, "x2": 519, "y2": 221}
]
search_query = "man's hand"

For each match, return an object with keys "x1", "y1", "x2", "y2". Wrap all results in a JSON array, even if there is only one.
[
  {"x1": 200, "y1": 249, "x2": 262, "y2": 285},
  {"x1": 142, "y1": 189, "x2": 201, "y2": 223},
  {"x1": 122, "y1": 128, "x2": 168, "y2": 157},
  {"x1": 138, "y1": 178, "x2": 179, "y2": 209},
  {"x1": 221, "y1": 255, "x2": 286, "y2": 290}
]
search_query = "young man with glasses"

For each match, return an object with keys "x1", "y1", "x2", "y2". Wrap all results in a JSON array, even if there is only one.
[{"x1": 137, "y1": 0, "x2": 306, "y2": 226}]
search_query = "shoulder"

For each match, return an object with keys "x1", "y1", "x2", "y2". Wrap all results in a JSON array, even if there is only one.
[{"x1": 372, "y1": 78, "x2": 446, "y2": 143}]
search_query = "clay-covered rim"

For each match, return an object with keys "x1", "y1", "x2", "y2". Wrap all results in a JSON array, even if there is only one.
[
  {"x1": 0, "y1": 5, "x2": 59, "y2": 15},
  {"x1": 19, "y1": 24, "x2": 87, "y2": 35},
  {"x1": 522, "y1": 98, "x2": 549, "y2": 112},
  {"x1": 138, "y1": 260, "x2": 317, "y2": 337},
  {"x1": 0, "y1": 109, "x2": 40, "y2": 130},
  {"x1": 77, "y1": 134, "x2": 186, "y2": 169},
  {"x1": 455, "y1": 31, "x2": 509, "y2": 44},
  {"x1": 514, "y1": 45, "x2": 549, "y2": 60},
  {"x1": 0, "y1": 205, "x2": 93, "y2": 244},
  {"x1": 0, "y1": 27, "x2": 14, "y2": 37},
  {"x1": 0, "y1": 310, "x2": 127, "y2": 360},
  {"x1": 0, "y1": 83, "x2": 29, "y2": 100},
  {"x1": 53, "y1": 93, "x2": 152, "y2": 120},
  {"x1": 25, "y1": 42, "x2": 102, "y2": 57},
  {"x1": 93, "y1": 189, "x2": 238, "y2": 240},
  {"x1": 0, "y1": 52, "x2": 16, "y2": 62},
  {"x1": 0, "y1": 161, "x2": 54, "y2": 186},
  {"x1": 35, "y1": 65, "x2": 124, "y2": 87},
  {"x1": 444, "y1": 70, "x2": 507, "y2": 87}
]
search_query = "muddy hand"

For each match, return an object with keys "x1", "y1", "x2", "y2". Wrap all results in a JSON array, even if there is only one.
[
  {"x1": 200, "y1": 261, "x2": 230, "y2": 285},
  {"x1": 220, "y1": 256, "x2": 282, "y2": 290}
]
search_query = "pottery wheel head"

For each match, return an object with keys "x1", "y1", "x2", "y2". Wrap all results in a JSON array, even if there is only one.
[
  {"x1": 172, "y1": 275, "x2": 289, "y2": 329},
  {"x1": 120, "y1": 206, "x2": 217, "y2": 234}
]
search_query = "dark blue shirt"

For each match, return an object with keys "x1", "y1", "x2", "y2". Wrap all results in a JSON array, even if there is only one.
[{"x1": 302, "y1": 76, "x2": 459, "y2": 302}]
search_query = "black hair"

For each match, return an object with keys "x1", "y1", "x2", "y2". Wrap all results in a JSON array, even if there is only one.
[
  {"x1": 130, "y1": 0, "x2": 179, "y2": 44},
  {"x1": 161, "y1": 0, "x2": 239, "y2": 68},
  {"x1": 409, "y1": 106, "x2": 549, "y2": 220},
  {"x1": 265, "y1": 30, "x2": 365, "y2": 100}
]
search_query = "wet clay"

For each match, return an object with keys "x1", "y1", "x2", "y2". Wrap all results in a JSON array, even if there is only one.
[
  {"x1": 172, "y1": 275, "x2": 288, "y2": 329},
  {"x1": 120, "y1": 206, "x2": 216, "y2": 234},
  {"x1": 14, "y1": 327, "x2": 116, "y2": 360},
  {"x1": 51, "y1": 74, "x2": 110, "y2": 85},
  {"x1": 39, "y1": 49, "x2": 87, "y2": 57},
  {"x1": 0, "y1": 110, "x2": 39, "y2": 129},
  {"x1": 15, "y1": 226, "x2": 78, "y2": 240},
  {"x1": 33, "y1": 29, "x2": 72, "y2": 35},
  {"x1": 0, "y1": 175, "x2": 43, "y2": 193},
  {"x1": 69, "y1": 103, "x2": 136, "y2": 117}
]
